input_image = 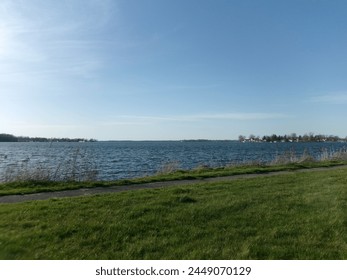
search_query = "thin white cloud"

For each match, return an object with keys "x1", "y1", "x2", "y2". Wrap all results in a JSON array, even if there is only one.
[
  {"x1": 310, "y1": 92, "x2": 347, "y2": 104},
  {"x1": 189, "y1": 113, "x2": 286, "y2": 121},
  {"x1": 0, "y1": 0, "x2": 118, "y2": 79},
  {"x1": 117, "y1": 112, "x2": 287, "y2": 122}
]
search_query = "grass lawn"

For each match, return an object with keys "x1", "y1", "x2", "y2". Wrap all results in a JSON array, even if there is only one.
[{"x1": 0, "y1": 167, "x2": 346, "y2": 259}]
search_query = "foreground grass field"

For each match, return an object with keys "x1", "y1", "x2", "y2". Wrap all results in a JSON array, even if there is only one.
[{"x1": 0, "y1": 167, "x2": 346, "y2": 259}]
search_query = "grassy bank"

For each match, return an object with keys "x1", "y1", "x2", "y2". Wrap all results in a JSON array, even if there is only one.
[
  {"x1": 1, "y1": 160, "x2": 347, "y2": 196},
  {"x1": 0, "y1": 167, "x2": 346, "y2": 259}
]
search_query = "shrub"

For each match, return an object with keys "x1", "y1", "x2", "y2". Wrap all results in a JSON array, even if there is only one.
[{"x1": 156, "y1": 161, "x2": 180, "y2": 175}]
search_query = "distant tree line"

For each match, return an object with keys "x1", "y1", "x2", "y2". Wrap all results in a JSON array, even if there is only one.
[
  {"x1": 238, "y1": 133, "x2": 347, "y2": 143},
  {"x1": 0, "y1": 134, "x2": 18, "y2": 142},
  {"x1": 0, "y1": 133, "x2": 97, "y2": 143}
]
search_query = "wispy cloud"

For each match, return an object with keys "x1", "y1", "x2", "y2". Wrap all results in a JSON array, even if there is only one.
[
  {"x1": 116, "y1": 112, "x2": 287, "y2": 123},
  {"x1": 310, "y1": 92, "x2": 347, "y2": 104},
  {"x1": 0, "y1": 0, "x2": 118, "y2": 79}
]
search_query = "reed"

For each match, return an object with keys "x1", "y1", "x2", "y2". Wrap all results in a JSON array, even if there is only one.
[
  {"x1": 156, "y1": 161, "x2": 180, "y2": 175},
  {"x1": 1, "y1": 148, "x2": 98, "y2": 182},
  {"x1": 270, "y1": 147, "x2": 347, "y2": 165}
]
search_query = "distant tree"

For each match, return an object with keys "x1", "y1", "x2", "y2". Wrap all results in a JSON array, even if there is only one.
[
  {"x1": 302, "y1": 134, "x2": 309, "y2": 142},
  {"x1": 238, "y1": 135, "x2": 246, "y2": 142},
  {"x1": 315, "y1": 134, "x2": 325, "y2": 142},
  {"x1": 290, "y1": 133, "x2": 297, "y2": 141},
  {"x1": 328, "y1": 135, "x2": 339, "y2": 142},
  {"x1": 0, "y1": 134, "x2": 18, "y2": 142},
  {"x1": 270, "y1": 134, "x2": 278, "y2": 142}
]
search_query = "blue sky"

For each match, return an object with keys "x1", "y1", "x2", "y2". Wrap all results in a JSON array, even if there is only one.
[{"x1": 1, "y1": 0, "x2": 347, "y2": 140}]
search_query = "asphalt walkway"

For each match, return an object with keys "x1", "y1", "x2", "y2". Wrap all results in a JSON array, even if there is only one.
[{"x1": 1, "y1": 165, "x2": 346, "y2": 204}]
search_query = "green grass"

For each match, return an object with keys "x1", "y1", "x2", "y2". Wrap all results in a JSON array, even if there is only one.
[
  {"x1": 0, "y1": 160, "x2": 346, "y2": 196},
  {"x1": 0, "y1": 167, "x2": 346, "y2": 259}
]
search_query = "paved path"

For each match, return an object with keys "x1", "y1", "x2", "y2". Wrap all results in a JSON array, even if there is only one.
[{"x1": 1, "y1": 165, "x2": 347, "y2": 204}]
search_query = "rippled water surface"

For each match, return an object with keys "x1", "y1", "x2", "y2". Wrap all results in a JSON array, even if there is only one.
[{"x1": 0, "y1": 141, "x2": 346, "y2": 181}]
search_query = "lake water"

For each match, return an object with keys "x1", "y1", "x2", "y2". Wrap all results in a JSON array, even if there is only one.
[{"x1": 0, "y1": 141, "x2": 346, "y2": 181}]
